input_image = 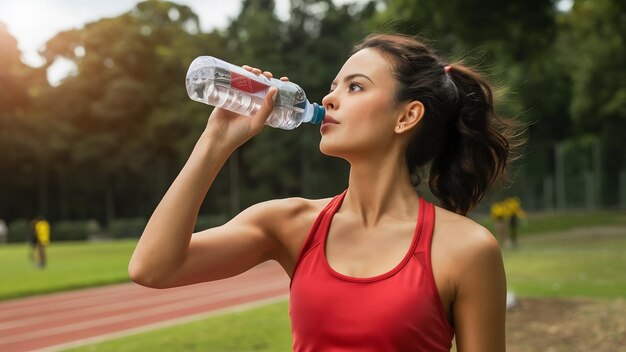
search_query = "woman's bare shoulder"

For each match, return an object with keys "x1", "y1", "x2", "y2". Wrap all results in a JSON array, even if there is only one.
[
  {"x1": 244, "y1": 196, "x2": 333, "y2": 238},
  {"x1": 433, "y1": 205, "x2": 501, "y2": 259}
]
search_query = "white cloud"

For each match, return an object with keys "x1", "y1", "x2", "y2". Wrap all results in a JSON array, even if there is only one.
[{"x1": 0, "y1": 0, "x2": 138, "y2": 66}]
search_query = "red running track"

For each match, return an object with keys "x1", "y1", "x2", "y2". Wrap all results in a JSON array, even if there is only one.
[{"x1": 0, "y1": 261, "x2": 290, "y2": 352}]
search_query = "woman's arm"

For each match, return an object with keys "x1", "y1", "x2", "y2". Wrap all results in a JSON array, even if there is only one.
[
  {"x1": 453, "y1": 229, "x2": 507, "y2": 351},
  {"x1": 129, "y1": 75, "x2": 281, "y2": 288}
]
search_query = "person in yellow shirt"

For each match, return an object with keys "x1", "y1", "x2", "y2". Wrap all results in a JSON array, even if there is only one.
[{"x1": 33, "y1": 216, "x2": 50, "y2": 268}]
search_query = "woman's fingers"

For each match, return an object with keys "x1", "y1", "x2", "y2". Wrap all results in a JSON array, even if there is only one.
[
  {"x1": 250, "y1": 87, "x2": 277, "y2": 131},
  {"x1": 242, "y1": 65, "x2": 277, "y2": 80}
]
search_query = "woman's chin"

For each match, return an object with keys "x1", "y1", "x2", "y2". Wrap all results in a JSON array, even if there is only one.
[{"x1": 319, "y1": 141, "x2": 343, "y2": 158}]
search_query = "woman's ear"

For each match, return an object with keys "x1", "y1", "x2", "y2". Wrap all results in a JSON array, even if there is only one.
[{"x1": 395, "y1": 101, "x2": 424, "y2": 134}]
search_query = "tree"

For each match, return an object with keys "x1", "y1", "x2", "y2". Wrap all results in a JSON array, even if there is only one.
[
  {"x1": 0, "y1": 22, "x2": 49, "y2": 220},
  {"x1": 36, "y1": 1, "x2": 212, "y2": 223},
  {"x1": 561, "y1": 0, "x2": 626, "y2": 205}
]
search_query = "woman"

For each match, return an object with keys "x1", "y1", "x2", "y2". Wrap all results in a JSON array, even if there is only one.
[{"x1": 130, "y1": 33, "x2": 520, "y2": 351}]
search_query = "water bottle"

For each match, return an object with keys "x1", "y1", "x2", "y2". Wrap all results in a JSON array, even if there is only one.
[{"x1": 185, "y1": 56, "x2": 325, "y2": 130}]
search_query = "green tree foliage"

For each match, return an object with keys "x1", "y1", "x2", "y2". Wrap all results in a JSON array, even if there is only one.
[{"x1": 31, "y1": 1, "x2": 213, "y2": 224}]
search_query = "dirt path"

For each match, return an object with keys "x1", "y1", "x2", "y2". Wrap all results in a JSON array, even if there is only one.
[
  {"x1": 0, "y1": 261, "x2": 289, "y2": 352},
  {"x1": 507, "y1": 297, "x2": 626, "y2": 352}
]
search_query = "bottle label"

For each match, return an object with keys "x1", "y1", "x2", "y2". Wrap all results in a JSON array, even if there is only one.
[
  {"x1": 230, "y1": 72, "x2": 269, "y2": 94},
  {"x1": 273, "y1": 80, "x2": 306, "y2": 109}
]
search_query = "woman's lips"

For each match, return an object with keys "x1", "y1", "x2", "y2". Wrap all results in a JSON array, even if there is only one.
[{"x1": 322, "y1": 115, "x2": 339, "y2": 125}]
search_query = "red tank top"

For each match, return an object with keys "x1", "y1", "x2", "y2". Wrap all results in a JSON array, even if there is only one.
[{"x1": 290, "y1": 191, "x2": 454, "y2": 351}]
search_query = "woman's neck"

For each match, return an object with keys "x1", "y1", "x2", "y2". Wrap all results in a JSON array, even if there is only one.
[{"x1": 343, "y1": 154, "x2": 420, "y2": 227}]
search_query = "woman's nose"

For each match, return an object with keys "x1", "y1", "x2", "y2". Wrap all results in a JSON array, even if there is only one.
[{"x1": 322, "y1": 92, "x2": 337, "y2": 111}]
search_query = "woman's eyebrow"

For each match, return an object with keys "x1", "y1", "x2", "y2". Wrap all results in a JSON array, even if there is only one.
[{"x1": 331, "y1": 73, "x2": 375, "y2": 86}]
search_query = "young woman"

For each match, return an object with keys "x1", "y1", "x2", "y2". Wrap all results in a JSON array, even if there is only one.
[{"x1": 130, "y1": 33, "x2": 520, "y2": 351}]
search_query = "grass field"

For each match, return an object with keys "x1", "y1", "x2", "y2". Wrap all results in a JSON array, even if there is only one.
[
  {"x1": 67, "y1": 300, "x2": 293, "y2": 352},
  {"x1": 505, "y1": 229, "x2": 626, "y2": 298},
  {"x1": 0, "y1": 240, "x2": 136, "y2": 300}
]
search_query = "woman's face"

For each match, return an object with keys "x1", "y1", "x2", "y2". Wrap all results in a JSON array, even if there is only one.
[{"x1": 320, "y1": 48, "x2": 403, "y2": 160}]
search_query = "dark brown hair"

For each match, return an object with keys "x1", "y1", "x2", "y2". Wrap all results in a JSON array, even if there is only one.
[{"x1": 353, "y1": 33, "x2": 523, "y2": 215}]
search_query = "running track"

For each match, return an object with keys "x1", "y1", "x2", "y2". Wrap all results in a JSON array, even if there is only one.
[{"x1": 0, "y1": 261, "x2": 289, "y2": 352}]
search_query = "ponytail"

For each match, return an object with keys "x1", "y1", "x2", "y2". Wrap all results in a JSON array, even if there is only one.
[
  {"x1": 354, "y1": 34, "x2": 524, "y2": 215},
  {"x1": 430, "y1": 64, "x2": 516, "y2": 215}
]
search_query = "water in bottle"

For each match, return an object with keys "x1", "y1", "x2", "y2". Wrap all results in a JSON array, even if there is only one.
[{"x1": 185, "y1": 56, "x2": 325, "y2": 130}]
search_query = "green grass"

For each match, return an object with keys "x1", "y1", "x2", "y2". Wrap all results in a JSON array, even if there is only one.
[
  {"x1": 66, "y1": 300, "x2": 293, "y2": 352},
  {"x1": 0, "y1": 240, "x2": 136, "y2": 300},
  {"x1": 503, "y1": 231, "x2": 626, "y2": 298}
]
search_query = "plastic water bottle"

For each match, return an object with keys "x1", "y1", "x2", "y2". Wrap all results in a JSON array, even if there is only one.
[{"x1": 185, "y1": 56, "x2": 325, "y2": 130}]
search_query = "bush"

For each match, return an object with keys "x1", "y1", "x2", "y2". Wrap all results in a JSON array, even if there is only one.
[
  {"x1": 7, "y1": 219, "x2": 31, "y2": 243},
  {"x1": 53, "y1": 219, "x2": 102, "y2": 241},
  {"x1": 107, "y1": 217, "x2": 148, "y2": 239}
]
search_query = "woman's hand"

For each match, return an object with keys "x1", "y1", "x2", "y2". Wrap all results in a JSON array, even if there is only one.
[{"x1": 203, "y1": 66, "x2": 290, "y2": 152}]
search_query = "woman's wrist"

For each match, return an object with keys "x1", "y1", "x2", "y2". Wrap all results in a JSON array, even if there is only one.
[{"x1": 197, "y1": 130, "x2": 237, "y2": 156}]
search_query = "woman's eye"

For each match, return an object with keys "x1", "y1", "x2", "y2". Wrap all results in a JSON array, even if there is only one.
[{"x1": 348, "y1": 82, "x2": 363, "y2": 92}]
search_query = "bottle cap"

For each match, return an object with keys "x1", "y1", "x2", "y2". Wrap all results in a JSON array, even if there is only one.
[{"x1": 310, "y1": 103, "x2": 325, "y2": 124}]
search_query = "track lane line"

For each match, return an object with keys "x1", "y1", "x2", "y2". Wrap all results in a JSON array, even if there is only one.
[{"x1": 1, "y1": 280, "x2": 288, "y2": 344}]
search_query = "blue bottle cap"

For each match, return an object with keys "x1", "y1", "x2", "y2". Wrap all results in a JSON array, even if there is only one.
[{"x1": 310, "y1": 103, "x2": 325, "y2": 124}]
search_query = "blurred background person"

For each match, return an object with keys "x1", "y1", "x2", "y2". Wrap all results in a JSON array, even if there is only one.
[
  {"x1": 0, "y1": 218, "x2": 7, "y2": 244},
  {"x1": 32, "y1": 216, "x2": 50, "y2": 268}
]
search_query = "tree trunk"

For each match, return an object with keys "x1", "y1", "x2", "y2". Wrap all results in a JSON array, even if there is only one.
[
  {"x1": 37, "y1": 160, "x2": 49, "y2": 217},
  {"x1": 105, "y1": 181, "x2": 115, "y2": 227}
]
